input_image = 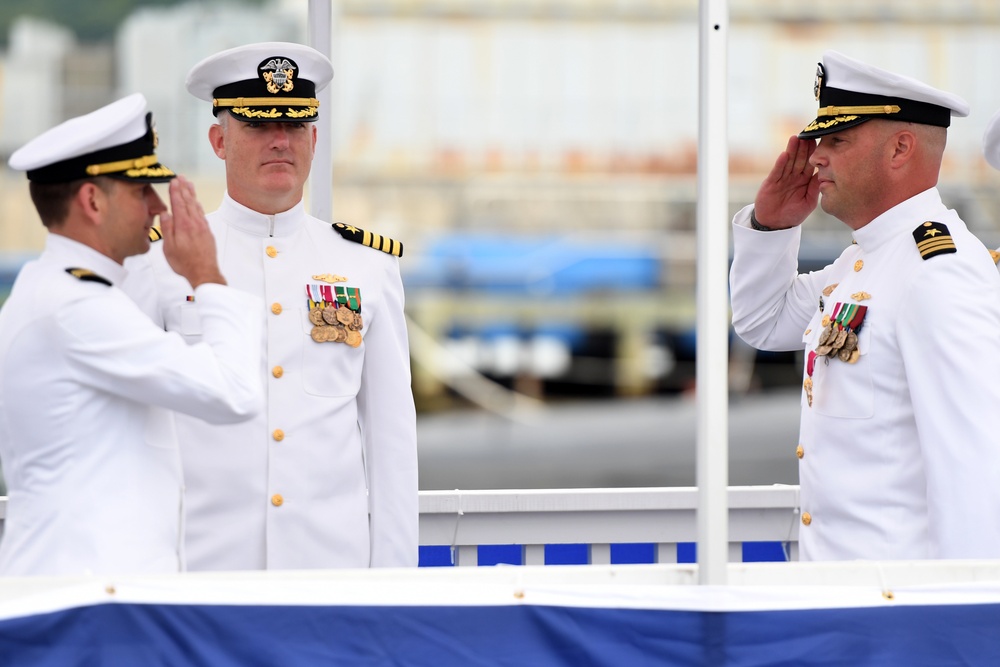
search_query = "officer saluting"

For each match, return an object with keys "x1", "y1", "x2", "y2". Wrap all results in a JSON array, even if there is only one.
[
  {"x1": 0, "y1": 94, "x2": 263, "y2": 576},
  {"x1": 730, "y1": 51, "x2": 1000, "y2": 560},
  {"x1": 122, "y1": 43, "x2": 418, "y2": 570}
]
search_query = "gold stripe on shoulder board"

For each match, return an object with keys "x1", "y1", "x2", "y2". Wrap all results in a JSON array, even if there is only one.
[
  {"x1": 332, "y1": 222, "x2": 403, "y2": 258},
  {"x1": 148, "y1": 227, "x2": 163, "y2": 242}
]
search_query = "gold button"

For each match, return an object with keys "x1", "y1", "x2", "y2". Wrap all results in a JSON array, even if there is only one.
[
  {"x1": 273, "y1": 429, "x2": 285, "y2": 441},
  {"x1": 821, "y1": 315, "x2": 831, "y2": 327},
  {"x1": 271, "y1": 494, "x2": 284, "y2": 507},
  {"x1": 272, "y1": 366, "x2": 284, "y2": 378},
  {"x1": 266, "y1": 246, "x2": 278, "y2": 258},
  {"x1": 796, "y1": 444, "x2": 804, "y2": 459},
  {"x1": 271, "y1": 302, "x2": 282, "y2": 315},
  {"x1": 801, "y1": 511, "x2": 812, "y2": 526},
  {"x1": 853, "y1": 259, "x2": 863, "y2": 272}
]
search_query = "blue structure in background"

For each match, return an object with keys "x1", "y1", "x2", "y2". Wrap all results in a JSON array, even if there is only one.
[
  {"x1": 404, "y1": 233, "x2": 662, "y2": 295},
  {"x1": 403, "y1": 232, "x2": 667, "y2": 365},
  {"x1": 418, "y1": 542, "x2": 788, "y2": 567}
]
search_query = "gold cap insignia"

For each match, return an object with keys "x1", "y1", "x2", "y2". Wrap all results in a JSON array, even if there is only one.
[{"x1": 259, "y1": 57, "x2": 296, "y2": 94}]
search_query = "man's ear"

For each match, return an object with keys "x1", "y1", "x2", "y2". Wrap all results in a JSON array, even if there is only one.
[
  {"x1": 208, "y1": 123, "x2": 226, "y2": 160},
  {"x1": 74, "y1": 181, "x2": 105, "y2": 224},
  {"x1": 890, "y1": 130, "x2": 916, "y2": 167}
]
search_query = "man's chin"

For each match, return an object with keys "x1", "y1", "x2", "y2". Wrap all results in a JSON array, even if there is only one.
[
  {"x1": 131, "y1": 239, "x2": 152, "y2": 257},
  {"x1": 818, "y1": 195, "x2": 836, "y2": 217},
  {"x1": 260, "y1": 176, "x2": 305, "y2": 197}
]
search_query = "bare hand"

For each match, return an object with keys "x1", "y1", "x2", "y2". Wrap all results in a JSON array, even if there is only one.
[
  {"x1": 753, "y1": 136, "x2": 820, "y2": 229},
  {"x1": 160, "y1": 176, "x2": 226, "y2": 288}
]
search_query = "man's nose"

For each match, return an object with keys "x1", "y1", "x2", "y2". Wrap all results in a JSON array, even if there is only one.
[
  {"x1": 268, "y1": 125, "x2": 291, "y2": 148},
  {"x1": 148, "y1": 188, "x2": 167, "y2": 215},
  {"x1": 808, "y1": 148, "x2": 825, "y2": 168}
]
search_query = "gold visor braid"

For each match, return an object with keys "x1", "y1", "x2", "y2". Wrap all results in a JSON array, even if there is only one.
[
  {"x1": 816, "y1": 104, "x2": 901, "y2": 118},
  {"x1": 86, "y1": 154, "x2": 160, "y2": 176},
  {"x1": 214, "y1": 97, "x2": 320, "y2": 109}
]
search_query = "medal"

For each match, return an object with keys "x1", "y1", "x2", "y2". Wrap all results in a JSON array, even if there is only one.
[
  {"x1": 305, "y1": 280, "x2": 364, "y2": 346},
  {"x1": 804, "y1": 351, "x2": 817, "y2": 407},
  {"x1": 818, "y1": 323, "x2": 835, "y2": 346},
  {"x1": 831, "y1": 328, "x2": 847, "y2": 351},
  {"x1": 335, "y1": 308, "x2": 354, "y2": 326},
  {"x1": 813, "y1": 302, "x2": 868, "y2": 362}
]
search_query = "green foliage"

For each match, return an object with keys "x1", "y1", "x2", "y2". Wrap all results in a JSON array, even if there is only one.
[{"x1": 0, "y1": 0, "x2": 266, "y2": 47}]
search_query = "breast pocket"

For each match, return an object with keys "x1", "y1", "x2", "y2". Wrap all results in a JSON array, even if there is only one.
[
  {"x1": 812, "y1": 323, "x2": 873, "y2": 419},
  {"x1": 165, "y1": 302, "x2": 203, "y2": 341},
  {"x1": 300, "y1": 308, "x2": 364, "y2": 397}
]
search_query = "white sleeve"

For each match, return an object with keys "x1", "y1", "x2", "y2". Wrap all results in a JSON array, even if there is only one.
[
  {"x1": 62, "y1": 284, "x2": 264, "y2": 424},
  {"x1": 357, "y1": 258, "x2": 419, "y2": 567},
  {"x1": 729, "y1": 204, "x2": 836, "y2": 351},
  {"x1": 898, "y1": 258, "x2": 1000, "y2": 558}
]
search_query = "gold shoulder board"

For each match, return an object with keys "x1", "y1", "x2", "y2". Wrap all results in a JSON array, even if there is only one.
[
  {"x1": 332, "y1": 222, "x2": 403, "y2": 258},
  {"x1": 912, "y1": 221, "x2": 956, "y2": 260},
  {"x1": 65, "y1": 268, "x2": 112, "y2": 286},
  {"x1": 148, "y1": 227, "x2": 163, "y2": 242}
]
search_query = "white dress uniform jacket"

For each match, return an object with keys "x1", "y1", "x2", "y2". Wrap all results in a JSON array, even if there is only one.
[
  {"x1": 123, "y1": 194, "x2": 418, "y2": 570},
  {"x1": 730, "y1": 188, "x2": 1000, "y2": 561},
  {"x1": 0, "y1": 235, "x2": 262, "y2": 576}
]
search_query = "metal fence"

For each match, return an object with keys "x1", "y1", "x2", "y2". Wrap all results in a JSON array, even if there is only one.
[{"x1": 0, "y1": 485, "x2": 801, "y2": 566}]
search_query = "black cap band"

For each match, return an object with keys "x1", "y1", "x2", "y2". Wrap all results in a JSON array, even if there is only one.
[
  {"x1": 819, "y1": 86, "x2": 951, "y2": 127},
  {"x1": 800, "y1": 85, "x2": 953, "y2": 139},
  {"x1": 210, "y1": 55, "x2": 320, "y2": 122},
  {"x1": 25, "y1": 113, "x2": 174, "y2": 183}
]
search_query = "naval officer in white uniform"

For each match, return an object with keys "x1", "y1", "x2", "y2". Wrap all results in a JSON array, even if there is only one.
[
  {"x1": 123, "y1": 43, "x2": 418, "y2": 570},
  {"x1": 729, "y1": 51, "x2": 1000, "y2": 561},
  {"x1": 0, "y1": 94, "x2": 263, "y2": 576},
  {"x1": 977, "y1": 109, "x2": 1000, "y2": 267}
]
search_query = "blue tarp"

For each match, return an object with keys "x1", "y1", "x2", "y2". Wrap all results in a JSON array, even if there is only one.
[{"x1": 2, "y1": 599, "x2": 999, "y2": 666}]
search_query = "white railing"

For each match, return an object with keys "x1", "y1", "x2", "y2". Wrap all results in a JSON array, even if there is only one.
[
  {"x1": 0, "y1": 485, "x2": 801, "y2": 566},
  {"x1": 419, "y1": 485, "x2": 800, "y2": 565}
]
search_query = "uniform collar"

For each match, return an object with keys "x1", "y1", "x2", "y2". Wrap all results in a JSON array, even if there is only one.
[
  {"x1": 851, "y1": 188, "x2": 945, "y2": 253},
  {"x1": 217, "y1": 192, "x2": 305, "y2": 238},
  {"x1": 45, "y1": 234, "x2": 127, "y2": 286}
]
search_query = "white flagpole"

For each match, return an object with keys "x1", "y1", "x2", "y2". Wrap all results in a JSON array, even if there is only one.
[
  {"x1": 307, "y1": 0, "x2": 334, "y2": 222},
  {"x1": 696, "y1": 0, "x2": 730, "y2": 585}
]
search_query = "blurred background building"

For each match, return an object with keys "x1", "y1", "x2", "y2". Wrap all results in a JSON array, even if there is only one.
[{"x1": 1, "y1": 0, "x2": 999, "y2": 490}]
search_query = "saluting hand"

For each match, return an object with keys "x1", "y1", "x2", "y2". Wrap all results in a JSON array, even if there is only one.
[
  {"x1": 753, "y1": 136, "x2": 820, "y2": 230},
  {"x1": 160, "y1": 176, "x2": 227, "y2": 288}
]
